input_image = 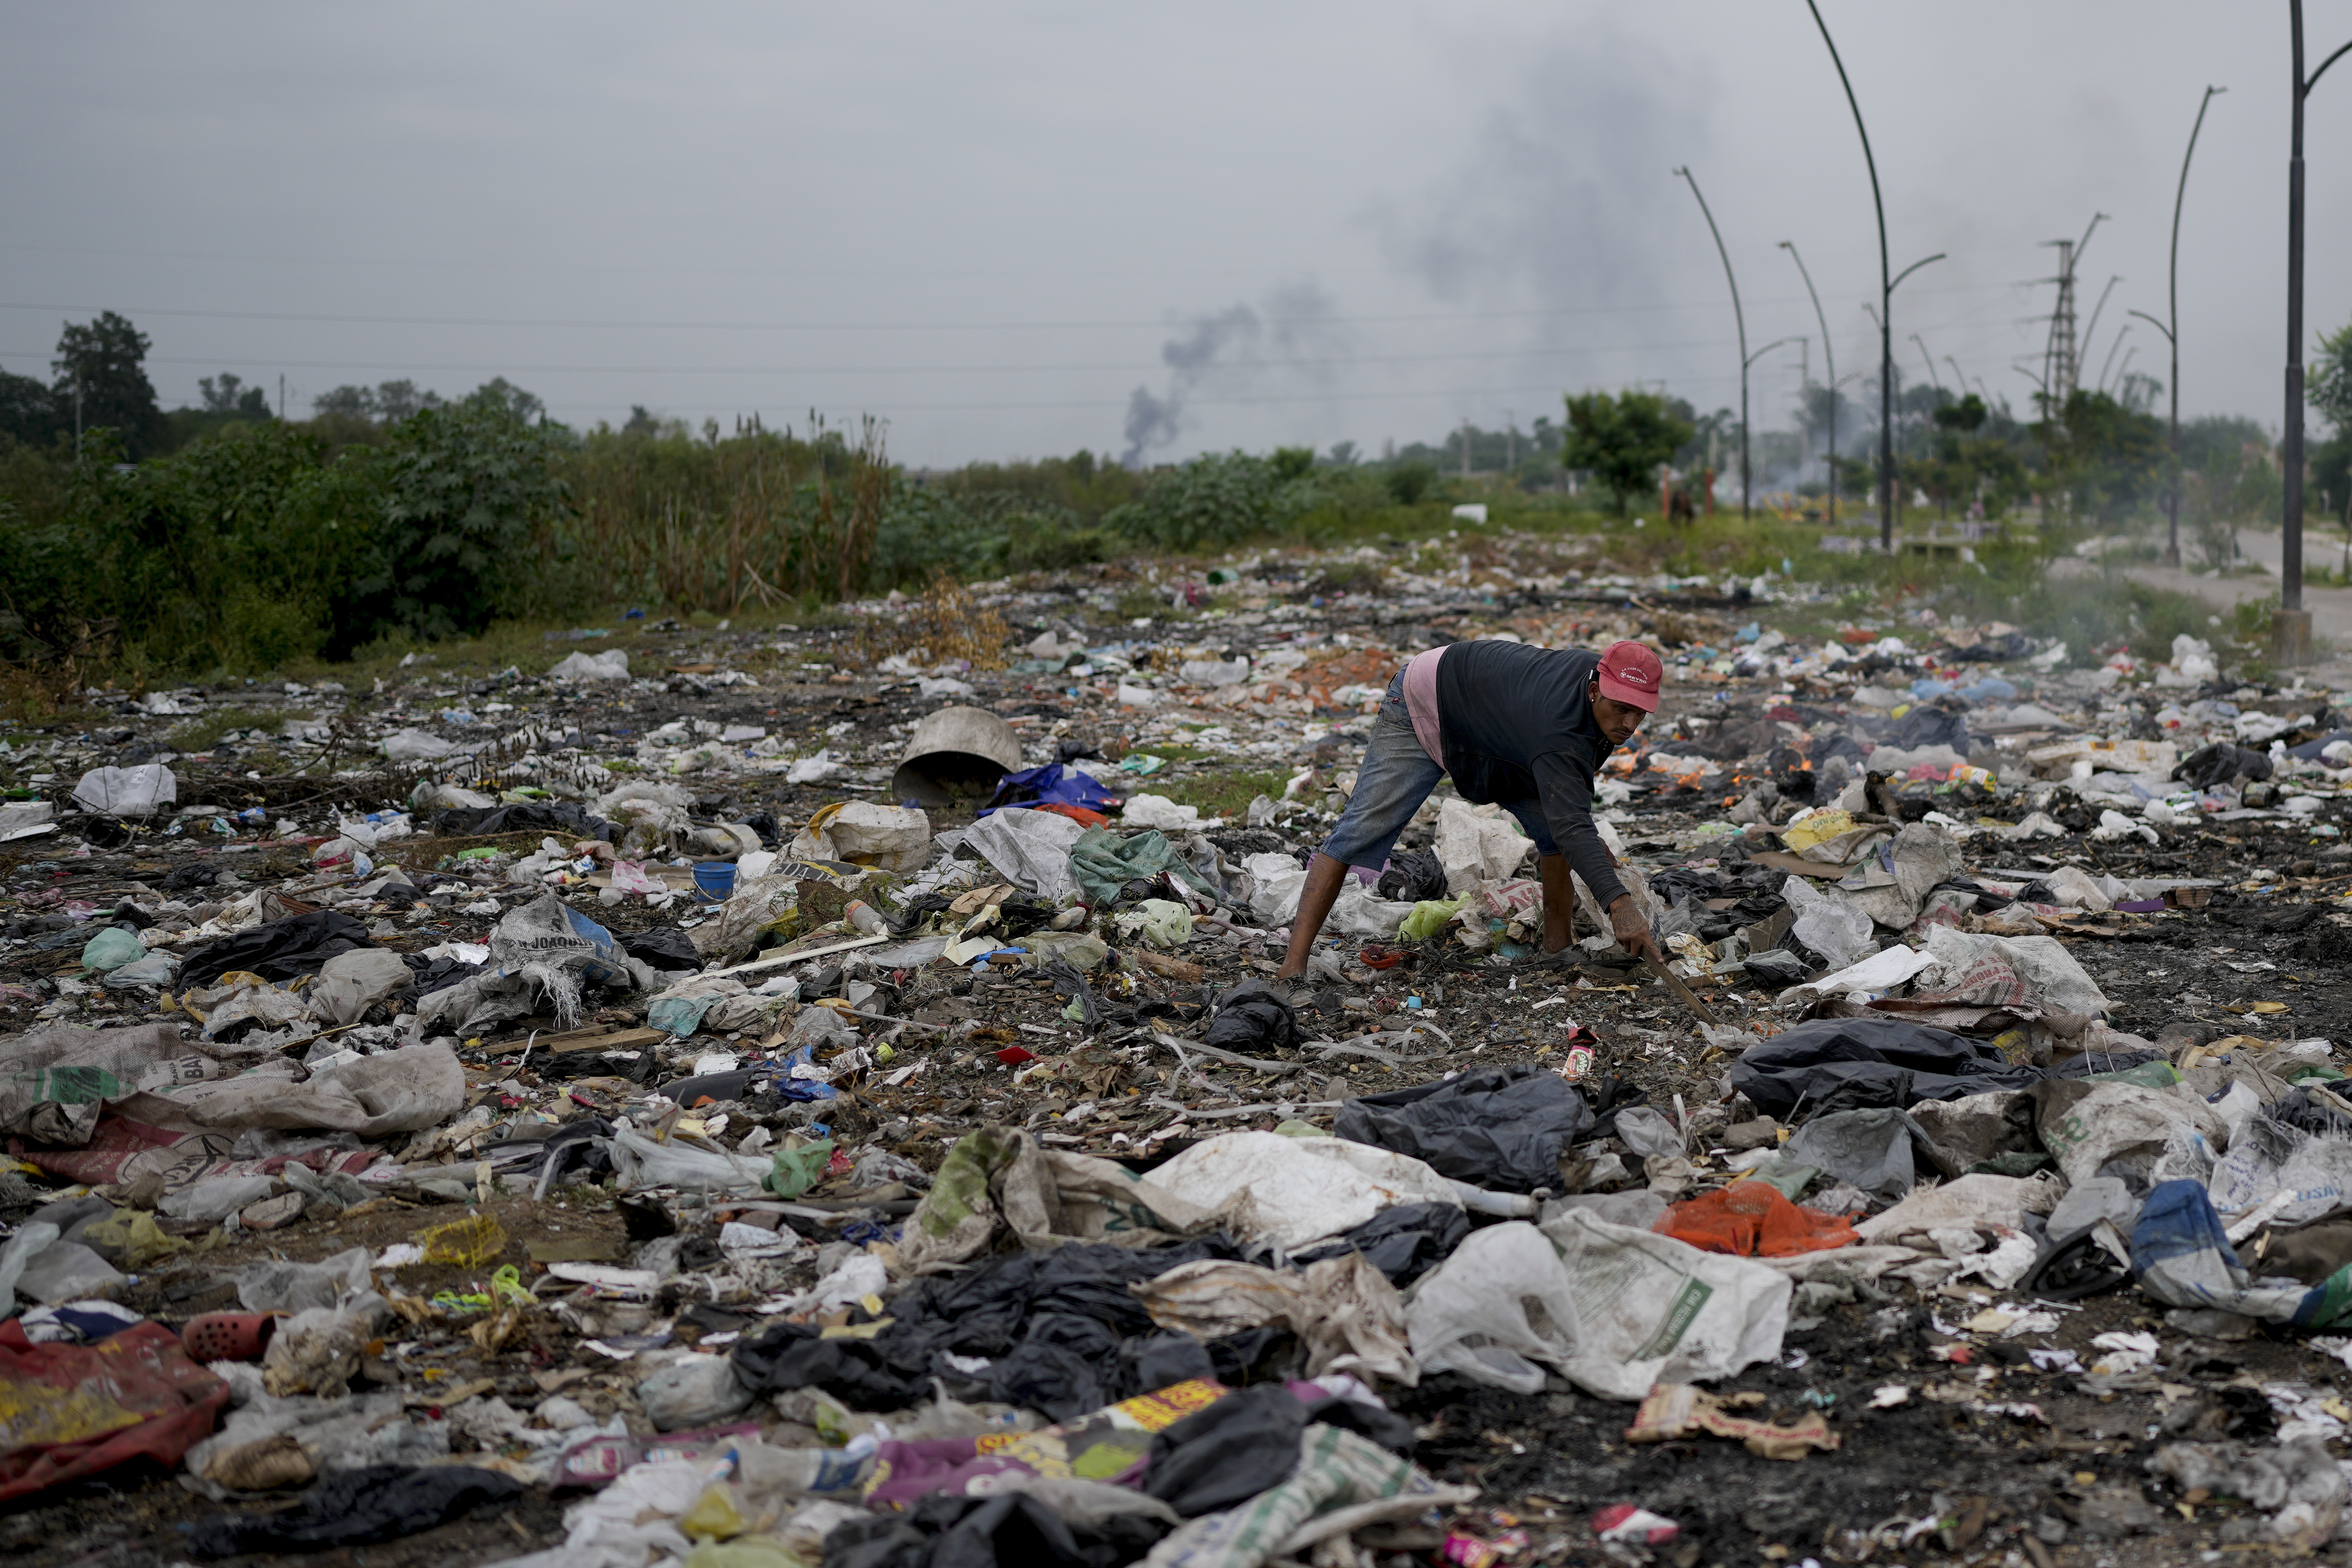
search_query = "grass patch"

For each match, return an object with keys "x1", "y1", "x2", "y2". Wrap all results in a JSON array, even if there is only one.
[
  {"x1": 1154, "y1": 765, "x2": 1293, "y2": 820},
  {"x1": 167, "y1": 707, "x2": 297, "y2": 752}
]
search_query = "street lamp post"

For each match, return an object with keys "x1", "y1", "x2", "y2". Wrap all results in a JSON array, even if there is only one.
[
  {"x1": 2282, "y1": 3, "x2": 2352, "y2": 665},
  {"x1": 1675, "y1": 165, "x2": 1757, "y2": 522},
  {"x1": 1781, "y1": 241, "x2": 1837, "y2": 527},
  {"x1": 2127, "y1": 84, "x2": 2225, "y2": 569},
  {"x1": 1803, "y1": 0, "x2": 1906, "y2": 552}
]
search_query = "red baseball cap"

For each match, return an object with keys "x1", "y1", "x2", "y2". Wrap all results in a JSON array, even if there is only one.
[{"x1": 1596, "y1": 640, "x2": 1663, "y2": 711}]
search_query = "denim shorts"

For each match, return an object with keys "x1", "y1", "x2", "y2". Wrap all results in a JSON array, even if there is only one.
[{"x1": 1319, "y1": 667, "x2": 1557, "y2": 872}]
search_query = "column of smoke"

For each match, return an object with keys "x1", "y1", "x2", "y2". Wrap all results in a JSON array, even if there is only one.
[{"x1": 1121, "y1": 282, "x2": 1346, "y2": 468}]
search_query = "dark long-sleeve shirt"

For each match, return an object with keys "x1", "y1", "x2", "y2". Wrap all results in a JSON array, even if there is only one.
[{"x1": 1434, "y1": 639, "x2": 1630, "y2": 910}]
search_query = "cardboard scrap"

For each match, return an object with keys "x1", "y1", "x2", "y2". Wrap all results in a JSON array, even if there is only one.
[{"x1": 1624, "y1": 1382, "x2": 1840, "y2": 1460}]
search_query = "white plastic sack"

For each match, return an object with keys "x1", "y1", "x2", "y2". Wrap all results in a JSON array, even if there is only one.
[
  {"x1": 1123, "y1": 793, "x2": 1204, "y2": 831},
  {"x1": 1327, "y1": 882, "x2": 1416, "y2": 938},
  {"x1": 1147, "y1": 1130, "x2": 1461, "y2": 1252},
  {"x1": 1178, "y1": 658, "x2": 1250, "y2": 687},
  {"x1": 1404, "y1": 1223, "x2": 1582, "y2": 1395},
  {"x1": 1244, "y1": 852, "x2": 1308, "y2": 925},
  {"x1": 1907, "y1": 924, "x2": 2112, "y2": 1016},
  {"x1": 2207, "y1": 1118, "x2": 2352, "y2": 1228},
  {"x1": 610, "y1": 1121, "x2": 773, "y2": 1194},
  {"x1": 2034, "y1": 1080, "x2": 2227, "y2": 1186},
  {"x1": 72, "y1": 764, "x2": 177, "y2": 818},
  {"x1": 809, "y1": 802, "x2": 932, "y2": 871},
  {"x1": 960, "y1": 807, "x2": 1088, "y2": 901},
  {"x1": 550, "y1": 649, "x2": 630, "y2": 681},
  {"x1": 1854, "y1": 1172, "x2": 2062, "y2": 1244},
  {"x1": 1782, "y1": 876, "x2": 1875, "y2": 968},
  {"x1": 1535, "y1": 1210, "x2": 1791, "y2": 1400},
  {"x1": 307, "y1": 948, "x2": 416, "y2": 1027},
  {"x1": 1433, "y1": 800, "x2": 1531, "y2": 893},
  {"x1": 380, "y1": 728, "x2": 458, "y2": 762}
]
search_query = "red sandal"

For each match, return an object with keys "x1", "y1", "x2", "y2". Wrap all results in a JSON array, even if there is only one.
[{"x1": 180, "y1": 1312, "x2": 278, "y2": 1362}]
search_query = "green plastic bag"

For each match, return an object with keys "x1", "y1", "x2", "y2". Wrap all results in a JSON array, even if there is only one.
[
  {"x1": 1397, "y1": 898, "x2": 1466, "y2": 942},
  {"x1": 1066, "y1": 826, "x2": 1219, "y2": 908},
  {"x1": 81, "y1": 926, "x2": 146, "y2": 973},
  {"x1": 767, "y1": 1139, "x2": 836, "y2": 1199},
  {"x1": 2086, "y1": 1060, "x2": 2181, "y2": 1090}
]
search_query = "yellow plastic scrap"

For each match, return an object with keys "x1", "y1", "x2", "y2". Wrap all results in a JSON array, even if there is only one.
[
  {"x1": 418, "y1": 1213, "x2": 509, "y2": 1267},
  {"x1": 1779, "y1": 810, "x2": 1857, "y2": 854},
  {"x1": 487, "y1": 1264, "x2": 532, "y2": 1306},
  {"x1": 681, "y1": 1482, "x2": 748, "y2": 1541}
]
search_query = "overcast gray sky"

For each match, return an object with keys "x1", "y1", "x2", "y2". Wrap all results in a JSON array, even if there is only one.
[{"x1": 3, "y1": 2, "x2": 2347, "y2": 467}]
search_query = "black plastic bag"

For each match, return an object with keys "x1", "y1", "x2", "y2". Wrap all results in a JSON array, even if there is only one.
[
  {"x1": 1203, "y1": 979, "x2": 1300, "y2": 1053},
  {"x1": 1291, "y1": 1201, "x2": 1468, "y2": 1285},
  {"x1": 824, "y1": 1489, "x2": 1167, "y2": 1568},
  {"x1": 183, "y1": 1465, "x2": 523, "y2": 1557},
  {"x1": 1727, "y1": 1017, "x2": 2042, "y2": 1117},
  {"x1": 431, "y1": 801, "x2": 617, "y2": 840},
  {"x1": 1334, "y1": 1065, "x2": 1594, "y2": 1192},
  {"x1": 179, "y1": 910, "x2": 380, "y2": 988},
  {"x1": 619, "y1": 925, "x2": 701, "y2": 970},
  {"x1": 2174, "y1": 742, "x2": 2274, "y2": 790},
  {"x1": 1375, "y1": 848, "x2": 1447, "y2": 903},
  {"x1": 731, "y1": 1321, "x2": 933, "y2": 1410},
  {"x1": 1878, "y1": 704, "x2": 1968, "y2": 751},
  {"x1": 1143, "y1": 1385, "x2": 1306, "y2": 1516}
]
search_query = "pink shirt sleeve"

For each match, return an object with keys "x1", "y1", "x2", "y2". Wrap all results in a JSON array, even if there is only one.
[{"x1": 1401, "y1": 645, "x2": 1447, "y2": 766}]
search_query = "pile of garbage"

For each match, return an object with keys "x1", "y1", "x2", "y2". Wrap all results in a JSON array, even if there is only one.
[{"x1": 8, "y1": 560, "x2": 2352, "y2": 1563}]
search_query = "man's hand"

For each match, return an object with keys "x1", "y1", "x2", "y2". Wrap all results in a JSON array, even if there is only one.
[{"x1": 1609, "y1": 895, "x2": 1661, "y2": 964}]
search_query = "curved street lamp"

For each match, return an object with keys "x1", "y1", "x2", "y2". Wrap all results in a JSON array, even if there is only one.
[
  {"x1": 2282, "y1": 3, "x2": 2350, "y2": 662},
  {"x1": 1675, "y1": 165, "x2": 1760, "y2": 522},
  {"x1": 2126, "y1": 84, "x2": 2226, "y2": 567},
  {"x1": 1780, "y1": 240, "x2": 1838, "y2": 526}
]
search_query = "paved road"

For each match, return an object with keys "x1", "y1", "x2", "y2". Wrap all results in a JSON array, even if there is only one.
[{"x1": 2102, "y1": 529, "x2": 2352, "y2": 683}]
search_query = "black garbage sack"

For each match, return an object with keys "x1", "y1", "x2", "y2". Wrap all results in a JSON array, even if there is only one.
[
  {"x1": 2021, "y1": 1227, "x2": 2132, "y2": 1301},
  {"x1": 824, "y1": 1488, "x2": 1172, "y2": 1568},
  {"x1": 2174, "y1": 742, "x2": 2275, "y2": 790},
  {"x1": 1202, "y1": 979, "x2": 1300, "y2": 1053},
  {"x1": 1742, "y1": 948, "x2": 1812, "y2": 988},
  {"x1": 179, "y1": 910, "x2": 380, "y2": 988},
  {"x1": 1780, "y1": 1107, "x2": 1960, "y2": 1201},
  {"x1": 1116, "y1": 1330, "x2": 1218, "y2": 1397},
  {"x1": 1576, "y1": 1073, "x2": 1652, "y2": 1143},
  {"x1": 1143, "y1": 1383, "x2": 1307, "y2": 1517},
  {"x1": 889, "y1": 891, "x2": 955, "y2": 936},
  {"x1": 731, "y1": 1321, "x2": 934, "y2": 1411},
  {"x1": 1727, "y1": 1017, "x2": 2047, "y2": 1118},
  {"x1": 986, "y1": 1313, "x2": 1121, "y2": 1421},
  {"x1": 430, "y1": 801, "x2": 617, "y2": 840},
  {"x1": 1944, "y1": 630, "x2": 2033, "y2": 663},
  {"x1": 1291, "y1": 1201, "x2": 1469, "y2": 1285},
  {"x1": 183, "y1": 1465, "x2": 524, "y2": 1557},
  {"x1": 1878, "y1": 703, "x2": 1969, "y2": 751},
  {"x1": 394, "y1": 951, "x2": 483, "y2": 1005},
  {"x1": 618, "y1": 925, "x2": 701, "y2": 970},
  {"x1": 1334, "y1": 1065, "x2": 1595, "y2": 1192},
  {"x1": 1375, "y1": 848, "x2": 1447, "y2": 904}
]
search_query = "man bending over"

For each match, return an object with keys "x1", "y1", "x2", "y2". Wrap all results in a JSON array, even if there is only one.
[{"x1": 1274, "y1": 637, "x2": 1663, "y2": 978}]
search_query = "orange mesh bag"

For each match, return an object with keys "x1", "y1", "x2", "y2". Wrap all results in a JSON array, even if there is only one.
[{"x1": 1654, "y1": 1182, "x2": 1855, "y2": 1257}]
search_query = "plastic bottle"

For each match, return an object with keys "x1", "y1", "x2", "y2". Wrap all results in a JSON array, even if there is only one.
[{"x1": 844, "y1": 900, "x2": 886, "y2": 935}]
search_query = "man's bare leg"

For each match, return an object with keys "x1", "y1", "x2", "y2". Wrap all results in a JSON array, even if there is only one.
[
  {"x1": 1536, "y1": 853, "x2": 1575, "y2": 953},
  {"x1": 1274, "y1": 851, "x2": 1351, "y2": 979}
]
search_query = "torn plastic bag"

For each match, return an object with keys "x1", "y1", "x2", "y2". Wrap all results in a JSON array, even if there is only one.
[
  {"x1": 1067, "y1": 825, "x2": 1222, "y2": 909},
  {"x1": 1728, "y1": 1016, "x2": 2043, "y2": 1117},
  {"x1": 1144, "y1": 1131, "x2": 1460, "y2": 1253},
  {"x1": 1534, "y1": 1210, "x2": 1791, "y2": 1400},
  {"x1": 962, "y1": 808, "x2": 1091, "y2": 901},
  {"x1": 0, "y1": 1020, "x2": 263, "y2": 1147},
  {"x1": 1780, "y1": 877, "x2": 1875, "y2": 969},
  {"x1": 179, "y1": 911, "x2": 380, "y2": 989},
  {"x1": 1834, "y1": 822, "x2": 1965, "y2": 928},
  {"x1": 1900, "y1": 923, "x2": 2112, "y2": 1018},
  {"x1": 1402, "y1": 1223, "x2": 1581, "y2": 1394},
  {"x1": 796, "y1": 800, "x2": 933, "y2": 871},
  {"x1": 825, "y1": 1488, "x2": 1172, "y2": 1568},
  {"x1": 72, "y1": 763, "x2": 177, "y2": 818},
  {"x1": 1781, "y1": 1107, "x2": 1956, "y2": 1200},
  {"x1": 306, "y1": 948, "x2": 415, "y2": 1026},
  {"x1": 1242, "y1": 852, "x2": 1308, "y2": 925},
  {"x1": 183, "y1": 1463, "x2": 526, "y2": 1557},
  {"x1": 1432, "y1": 799, "x2": 1532, "y2": 892},
  {"x1": 1128, "y1": 1253, "x2": 1416, "y2": 1385},
  {"x1": 2132, "y1": 1179, "x2": 2352, "y2": 1326},
  {"x1": 1136, "y1": 1422, "x2": 1474, "y2": 1568},
  {"x1": 1854, "y1": 1172, "x2": 2062, "y2": 1245},
  {"x1": 618, "y1": 925, "x2": 701, "y2": 971},
  {"x1": 2031, "y1": 1079, "x2": 2228, "y2": 1186},
  {"x1": 1334, "y1": 1066, "x2": 1594, "y2": 1193},
  {"x1": 2149, "y1": 1438, "x2": 2345, "y2": 1554},
  {"x1": 1652, "y1": 1184, "x2": 1856, "y2": 1258},
  {"x1": 981, "y1": 763, "x2": 1119, "y2": 818},
  {"x1": 610, "y1": 1121, "x2": 775, "y2": 1195},
  {"x1": 0, "y1": 1318, "x2": 229, "y2": 1503},
  {"x1": 479, "y1": 892, "x2": 651, "y2": 1031},
  {"x1": 1906, "y1": 1089, "x2": 2038, "y2": 1168},
  {"x1": 2207, "y1": 1115, "x2": 2352, "y2": 1229},
  {"x1": 134, "y1": 1040, "x2": 465, "y2": 1138},
  {"x1": 432, "y1": 801, "x2": 617, "y2": 841},
  {"x1": 637, "y1": 1353, "x2": 758, "y2": 1431},
  {"x1": 891, "y1": 1125, "x2": 1213, "y2": 1274}
]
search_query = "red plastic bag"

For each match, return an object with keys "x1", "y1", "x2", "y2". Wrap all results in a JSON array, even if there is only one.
[
  {"x1": 0, "y1": 1318, "x2": 228, "y2": 1501},
  {"x1": 1654, "y1": 1182, "x2": 1854, "y2": 1258}
]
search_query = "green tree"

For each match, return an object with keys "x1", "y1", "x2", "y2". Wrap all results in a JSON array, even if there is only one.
[
  {"x1": 1560, "y1": 390, "x2": 1693, "y2": 516},
  {"x1": 198, "y1": 373, "x2": 272, "y2": 419},
  {"x1": 2312, "y1": 318, "x2": 2352, "y2": 435},
  {"x1": 0, "y1": 370, "x2": 58, "y2": 448},
  {"x1": 52, "y1": 311, "x2": 164, "y2": 457}
]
